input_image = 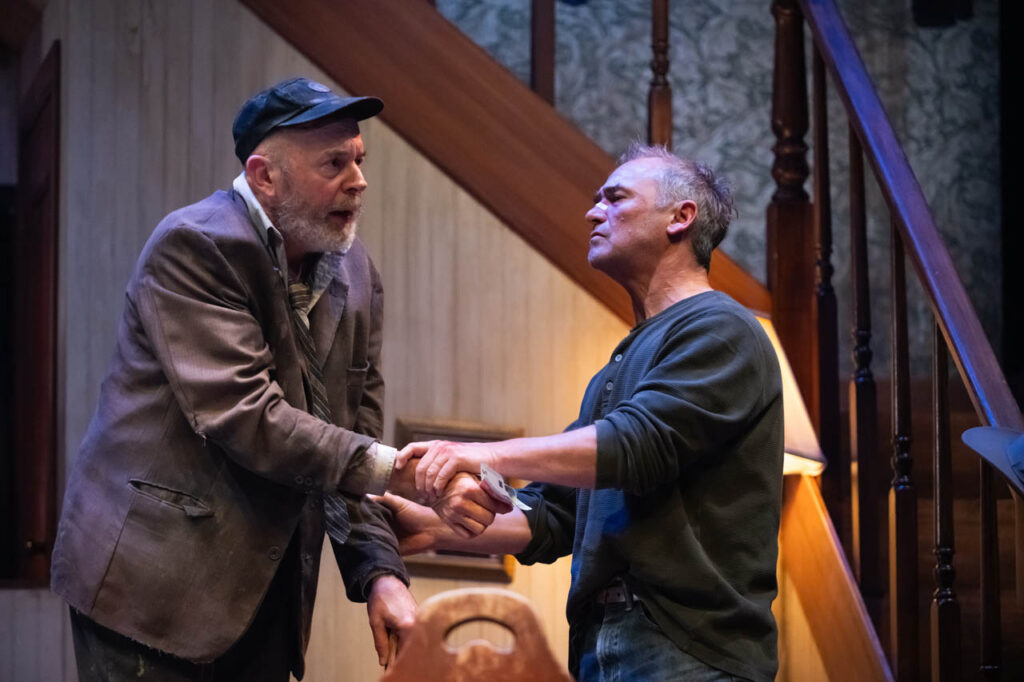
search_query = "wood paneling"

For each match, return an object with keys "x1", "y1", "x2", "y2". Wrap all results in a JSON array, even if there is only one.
[
  {"x1": 779, "y1": 475, "x2": 893, "y2": 682},
  {"x1": 0, "y1": 588, "x2": 70, "y2": 681}
]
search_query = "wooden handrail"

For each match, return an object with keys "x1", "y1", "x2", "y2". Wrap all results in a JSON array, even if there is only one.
[
  {"x1": 798, "y1": 0, "x2": 1023, "y2": 442},
  {"x1": 238, "y1": 0, "x2": 771, "y2": 325}
]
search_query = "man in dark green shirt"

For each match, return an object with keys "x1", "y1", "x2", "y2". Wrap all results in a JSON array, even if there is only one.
[{"x1": 385, "y1": 144, "x2": 784, "y2": 681}]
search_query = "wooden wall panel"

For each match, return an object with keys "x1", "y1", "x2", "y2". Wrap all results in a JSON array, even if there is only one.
[{"x1": 774, "y1": 565, "x2": 829, "y2": 681}]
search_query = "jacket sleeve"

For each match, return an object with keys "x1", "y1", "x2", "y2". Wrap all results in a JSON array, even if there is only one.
[
  {"x1": 133, "y1": 225, "x2": 376, "y2": 492},
  {"x1": 332, "y1": 494, "x2": 410, "y2": 602},
  {"x1": 593, "y1": 310, "x2": 781, "y2": 495}
]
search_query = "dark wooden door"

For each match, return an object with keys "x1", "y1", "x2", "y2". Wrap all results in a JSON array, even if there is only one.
[{"x1": 9, "y1": 41, "x2": 60, "y2": 585}]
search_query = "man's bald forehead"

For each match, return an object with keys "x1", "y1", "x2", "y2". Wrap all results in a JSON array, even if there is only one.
[{"x1": 255, "y1": 116, "x2": 361, "y2": 158}]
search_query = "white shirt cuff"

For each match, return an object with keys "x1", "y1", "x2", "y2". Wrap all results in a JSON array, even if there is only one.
[{"x1": 365, "y1": 442, "x2": 397, "y2": 495}]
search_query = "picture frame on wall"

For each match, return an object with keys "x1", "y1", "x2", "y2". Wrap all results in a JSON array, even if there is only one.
[{"x1": 393, "y1": 417, "x2": 523, "y2": 582}]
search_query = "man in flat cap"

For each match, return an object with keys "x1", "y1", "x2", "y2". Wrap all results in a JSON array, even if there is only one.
[{"x1": 51, "y1": 78, "x2": 504, "y2": 681}]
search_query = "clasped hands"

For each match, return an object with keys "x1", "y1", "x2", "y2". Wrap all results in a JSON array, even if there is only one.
[{"x1": 388, "y1": 440, "x2": 510, "y2": 538}]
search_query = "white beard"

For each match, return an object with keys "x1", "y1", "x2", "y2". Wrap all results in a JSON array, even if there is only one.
[{"x1": 275, "y1": 192, "x2": 360, "y2": 254}]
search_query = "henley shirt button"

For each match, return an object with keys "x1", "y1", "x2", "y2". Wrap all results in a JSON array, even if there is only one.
[
  {"x1": 304, "y1": 477, "x2": 314, "y2": 487},
  {"x1": 294, "y1": 475, "x2": 304, "y2": 485},
  {"x1": 268, "y1": 546, "x2": 282, "y2": 561},
  {"x1": 605, "y1": 381, "x2": 613, "y2": 391},
  {"x1": 614, "y1": 354, "x2": 623, "y2": 362}
]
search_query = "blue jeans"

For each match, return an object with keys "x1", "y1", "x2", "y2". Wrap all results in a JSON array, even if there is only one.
[{"x1": 573, "y1": 603, "x2": 741, "y2": 682}]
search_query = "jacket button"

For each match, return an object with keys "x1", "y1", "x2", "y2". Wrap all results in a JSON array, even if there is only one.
[
  {"x1": 268, "y1": 546, "x2": 282, "y2": 561},
  {"x1": 294, "y1": 475, "x2": 304, "y2": 485}
]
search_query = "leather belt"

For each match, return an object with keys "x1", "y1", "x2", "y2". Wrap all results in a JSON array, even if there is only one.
[{"x1": 594, "y1": 579, "x2": 640, "y2": 608}]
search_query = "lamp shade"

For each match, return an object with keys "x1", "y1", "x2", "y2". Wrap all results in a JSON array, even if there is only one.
[{"x1": 755, "y1": 316, "x2": 826, "y2": 476}]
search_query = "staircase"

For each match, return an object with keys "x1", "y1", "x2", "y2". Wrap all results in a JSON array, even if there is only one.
[{"x1": 238, "y1": 0, "x2": 1023, "y2": 679}]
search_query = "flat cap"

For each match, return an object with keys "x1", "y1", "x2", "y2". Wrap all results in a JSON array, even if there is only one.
[{"x1": 232, "y1": 77, "x2": 383, "y2": 165}]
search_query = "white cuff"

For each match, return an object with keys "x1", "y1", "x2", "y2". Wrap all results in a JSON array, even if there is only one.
[{"x1": 365, "y1": 442, "x2": 398, "y2": 495}]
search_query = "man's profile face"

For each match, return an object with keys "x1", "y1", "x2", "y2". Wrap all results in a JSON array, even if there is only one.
[
  {"x1": 585, "y1": 158, "x2": 673, "y2": 278},
  {"x1": 271, "y1": 118, "x2": 367, "y2": 255}
]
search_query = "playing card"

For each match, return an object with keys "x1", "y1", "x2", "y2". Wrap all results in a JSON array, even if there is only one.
[{"x1": 480, "y1": 463, "x2": 531, "y2": 511}]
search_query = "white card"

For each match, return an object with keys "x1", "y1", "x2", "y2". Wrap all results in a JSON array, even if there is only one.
[{"x1": 480, "y1": 463, "x2": 531, "y2": 511}]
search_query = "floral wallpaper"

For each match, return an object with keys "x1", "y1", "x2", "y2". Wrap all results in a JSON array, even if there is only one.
[{"x1": 436, "y1": 0, "x2": 1001, "y2": 376}]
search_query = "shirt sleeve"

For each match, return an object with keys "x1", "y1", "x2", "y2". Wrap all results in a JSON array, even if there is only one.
[
  {"x1": 593, "y1": 309, "x2": 780, "y2": 494},
  {"x1": 514, "y1": 482, "x2": 577, "y2": 565}
]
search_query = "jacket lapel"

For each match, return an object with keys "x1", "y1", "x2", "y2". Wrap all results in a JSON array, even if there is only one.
[{"x1": 311, "y1": 275, "x2": 348, "y2": 368}]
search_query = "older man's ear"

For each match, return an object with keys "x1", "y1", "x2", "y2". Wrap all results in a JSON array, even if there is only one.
[{"x1": 243, "y1": 153, "x2": 281, "y2": 203}]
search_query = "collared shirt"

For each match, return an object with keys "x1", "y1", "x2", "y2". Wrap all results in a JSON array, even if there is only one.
[{"x1": 233, "y1": 172, "x2": 396, "y2": 495}]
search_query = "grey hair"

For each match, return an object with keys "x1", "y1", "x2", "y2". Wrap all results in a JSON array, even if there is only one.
[{"x1": 618, "y1": 142, "x2": 735, "y2": 271}]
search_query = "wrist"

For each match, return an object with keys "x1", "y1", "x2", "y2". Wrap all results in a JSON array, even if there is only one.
[
  {"x1": 387, "y1": 456, "x2": 423, "y2": 502},
  {"x1": 367, "y1": 572, "x2": 407, "y2": 598},
  {"x1": 489, "y1": 439, "x2": 518, "y2": 477}
]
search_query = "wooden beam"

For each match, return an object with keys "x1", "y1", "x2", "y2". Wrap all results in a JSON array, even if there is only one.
[
  {"x1": 239, "y1": 0, "x2": 770, "y2": 323},
  {"x1": 779, "y1": 475, "x2": 893, "y2": 682}
]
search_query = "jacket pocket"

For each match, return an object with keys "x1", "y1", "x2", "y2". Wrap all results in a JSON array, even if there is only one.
[{"x1": 128, "y1": 478, "x2": 214, "y2": 518}]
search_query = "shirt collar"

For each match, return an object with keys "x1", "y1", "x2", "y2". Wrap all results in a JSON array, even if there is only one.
[{"x1": 233, "y1": 171, "x2": 275, "y2": 245}]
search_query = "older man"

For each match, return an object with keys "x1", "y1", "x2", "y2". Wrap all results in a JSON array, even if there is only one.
[
  {"x1": 384, "y1": 145, "x2": 784, "y2": 681},
  {"x1": 51, "y1": 78, "x2": 501, "y2": 681}
]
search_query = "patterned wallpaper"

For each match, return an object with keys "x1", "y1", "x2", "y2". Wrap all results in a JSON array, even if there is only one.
[{"x1": 437, "y1": 0, "x2": 1001, "y2": 376}]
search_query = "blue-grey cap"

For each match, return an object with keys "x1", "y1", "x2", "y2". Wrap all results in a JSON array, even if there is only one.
[{"x1": 232, "y1": 77, "x2": 383, "y2": 165}]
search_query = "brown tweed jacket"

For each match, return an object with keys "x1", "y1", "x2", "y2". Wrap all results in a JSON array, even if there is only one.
[{"x1": 50, "y1": 189, "x2": 405, "y2": 671}]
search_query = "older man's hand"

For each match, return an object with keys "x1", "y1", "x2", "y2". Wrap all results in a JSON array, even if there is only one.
[
  {"x1": 397, "y1": 440, "x2": 498, "y2": 502},
  {"x1": 431, "y1": 472, "x2": 512, "y2": 538},
  {"x1": 366, "y1": 574, "x2": 417, "y2": 668}
]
